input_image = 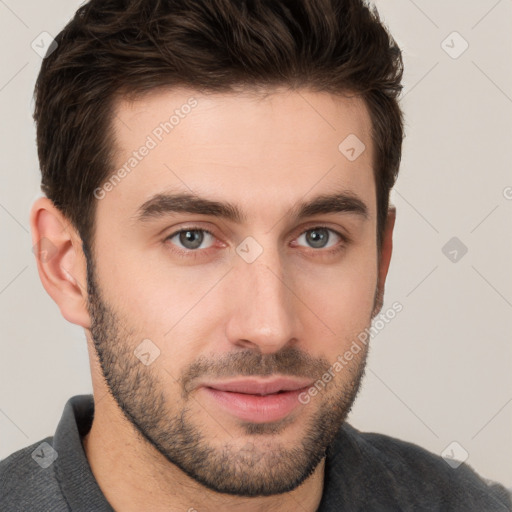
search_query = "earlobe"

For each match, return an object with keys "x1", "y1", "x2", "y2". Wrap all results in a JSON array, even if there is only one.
[
  {"x1": 30, "y1": 197, "x2": 91, "y2": 329},
  {"x1": 372, "y1": 205, "x2": 396, "y2": 318}
]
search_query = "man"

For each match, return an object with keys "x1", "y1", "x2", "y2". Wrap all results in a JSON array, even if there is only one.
[{"x1": 1, "y1": 0, "x2": 510, "y2": 510}]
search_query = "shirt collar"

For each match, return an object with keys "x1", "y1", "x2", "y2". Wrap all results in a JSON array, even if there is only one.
[{"x1": 53, "y1": 394, "x2": 114, "y2": 511}]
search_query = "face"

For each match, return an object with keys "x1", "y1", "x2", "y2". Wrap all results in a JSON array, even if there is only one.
[{"x1": 85, "y1": 87, "x2": 383, "y2": 496}]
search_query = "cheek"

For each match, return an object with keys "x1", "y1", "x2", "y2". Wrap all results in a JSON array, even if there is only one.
[
  {"x1": 293, "y1": 247, "x2": 378, "y2": 345},
  {"x1": 97, "y1": 242, "x2": 214, "y2": 332}
]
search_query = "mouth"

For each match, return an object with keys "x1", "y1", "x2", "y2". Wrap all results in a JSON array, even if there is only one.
[
  {"x1": 198, "y1": 377, "x2": 313, "y2": 423},
  {"x1": 202, "y1": 377, "x2": 313, "y2": 395}
]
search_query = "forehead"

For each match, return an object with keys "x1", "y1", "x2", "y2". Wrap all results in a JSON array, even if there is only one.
[{"x1": 101, "y1": 86, "x2": 376, "y2": 225}]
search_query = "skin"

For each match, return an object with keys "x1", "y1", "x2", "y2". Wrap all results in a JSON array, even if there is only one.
[{"x1": 30, "y1": 86, "x2": 395, "y2": 512}]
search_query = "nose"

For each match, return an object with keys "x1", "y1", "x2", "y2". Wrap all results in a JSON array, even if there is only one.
[{"x1": 224, "y1": 250, "x2": 299, "y2": 354}]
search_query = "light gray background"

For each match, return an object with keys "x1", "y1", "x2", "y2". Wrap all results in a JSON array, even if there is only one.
[{"x1": 1, "y1": 0, "x2": 511, "y2": 488}]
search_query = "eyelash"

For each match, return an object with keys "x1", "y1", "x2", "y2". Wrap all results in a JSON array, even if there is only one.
[{"x1": 164, "y1": 225, "x2": 349, "y2": 259}]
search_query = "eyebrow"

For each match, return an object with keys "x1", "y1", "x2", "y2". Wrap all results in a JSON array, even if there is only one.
[{"x1": 133, "y1": 190, "x2": 369, "y2": 224}]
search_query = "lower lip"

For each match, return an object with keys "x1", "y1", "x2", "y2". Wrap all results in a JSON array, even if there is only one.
[{"x1": 201, "y1": 386, "x2": 308, "y2": 423}]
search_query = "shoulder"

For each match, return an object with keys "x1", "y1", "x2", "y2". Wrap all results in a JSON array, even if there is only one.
[
  {"x1": 0, "y1": 437, "x2": 69, "y2": 512},
  {"x1": 338, "y1": 424, "x2": 512, "y2": 510}
]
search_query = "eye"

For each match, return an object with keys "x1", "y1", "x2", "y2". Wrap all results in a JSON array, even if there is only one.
[
  {"x1": 295, "y1": 227, "x2": 343, "y2": 250},
  {"x1": 164, "y1": 225, "x2": 347, "y2": 259},
  {"x1": 166, "y1": 228, "x2": 216, "y2": 251}
]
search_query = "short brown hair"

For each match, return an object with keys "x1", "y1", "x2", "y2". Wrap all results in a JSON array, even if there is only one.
[{"x1": 33, "y1": 0, "x2": 403, "y2": 257}]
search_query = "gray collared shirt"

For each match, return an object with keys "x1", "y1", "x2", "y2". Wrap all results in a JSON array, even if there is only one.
[{"x1": 1, "y1": 394, "x2": 511, "y2": 511}]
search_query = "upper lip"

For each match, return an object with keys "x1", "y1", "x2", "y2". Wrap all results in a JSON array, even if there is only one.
[{"x1": 201, "y1": 377, "x2": 314, "y2": 395}]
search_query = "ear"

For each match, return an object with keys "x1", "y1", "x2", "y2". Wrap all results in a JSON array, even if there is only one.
[
  {"x1": 29, "y1": 197, "x2": 91, "y2": 329},
  {"x1": 372, "y1": 205, "x2": 396, "y2": 318}
]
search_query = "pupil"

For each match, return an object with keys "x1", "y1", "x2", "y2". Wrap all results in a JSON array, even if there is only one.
[
  {"x1": 180, "y1": 230, "x2": 203, "y2": 249},
  {"x1": 307, "y1": 228, "x2": 328, "y2": 248}
]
